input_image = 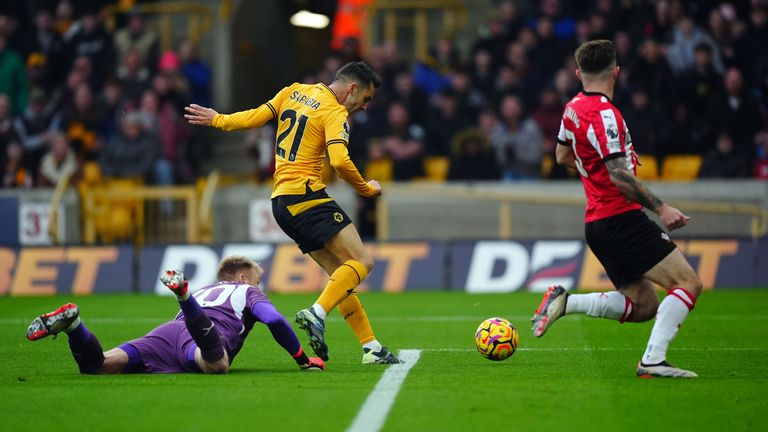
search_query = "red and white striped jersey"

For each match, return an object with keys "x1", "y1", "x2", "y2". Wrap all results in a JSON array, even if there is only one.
[{"x1": 557, "y1": 91, "x2": 641, "y2": 222}]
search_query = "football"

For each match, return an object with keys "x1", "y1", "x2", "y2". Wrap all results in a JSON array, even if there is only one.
[{"x1": 475, "y1": 317, "x2": 519, "y2": 361}]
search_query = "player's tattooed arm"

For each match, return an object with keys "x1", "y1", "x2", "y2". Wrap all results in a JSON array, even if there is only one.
[{"x1": 605, "y1": 157, "x2": 663, "y2": 211}]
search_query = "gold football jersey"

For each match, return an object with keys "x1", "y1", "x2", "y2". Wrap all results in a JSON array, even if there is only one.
[{"x1": 212, "y1": 82, "x2": 374, "y2": 198}]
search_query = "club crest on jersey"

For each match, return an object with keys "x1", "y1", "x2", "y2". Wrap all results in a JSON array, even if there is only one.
[
  {"x1": 661, "y1": 232, "x2": 670, "y2": 242},
  {"x1": 334, "y1": 212, "x2": 344, "y2": 223},
  {"x1": 341, "y1": 121, "x2": 350, "y2": 140}
]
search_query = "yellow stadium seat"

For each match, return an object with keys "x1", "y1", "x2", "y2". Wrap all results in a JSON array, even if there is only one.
[
  {"x1": 99, "y1": 177, "x2": 144, "y2": 242},
  {"x1": 635, "y1": 154, "x2": 659, "y2": 180},
  {"x1": 423, "y1": 156, "x2": 450, "y2": 182},
  {"x1": 365, "y1": 158, "x2": 393, "y2": 182},
  {"x1": 541, "y1": 154, "x2": 554, "y2": 178},
  {"x1": 81, "y1": 162, "x2": 102, "y2": 185},
  {"x1": 661, "y1": 154, "x2": 703, "y2": 181}
]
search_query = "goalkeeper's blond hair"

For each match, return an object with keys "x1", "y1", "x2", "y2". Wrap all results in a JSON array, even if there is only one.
[{"x1": 216, "y1": 256, "x2": 263, "y2": 281}]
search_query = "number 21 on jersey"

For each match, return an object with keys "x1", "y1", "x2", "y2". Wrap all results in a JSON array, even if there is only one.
[{"x1": 275, "y1": 109, "x2": 308, "y2": 162}]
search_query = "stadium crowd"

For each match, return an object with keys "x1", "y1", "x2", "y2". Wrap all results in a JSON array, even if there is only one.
[
  {"x1": 2, "y1": 0, "x2": 768, "y2": 189},
  {"x1": 303, "y1": 0, "x2": 768, "y2": 181},
  {"x1": 0, "y1": 0, "x2": 210, "y2": 189}
]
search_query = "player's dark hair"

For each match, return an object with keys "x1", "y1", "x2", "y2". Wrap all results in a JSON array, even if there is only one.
[
  {"x1": 574, "y1": 40, "x2": 617, "y2": 74},
  {"x1": 217, "y1": 256, "x2": 263, "y2": 281},
  {"x1": 335, "y1": 61, "x2": 382, "y2": 89}
]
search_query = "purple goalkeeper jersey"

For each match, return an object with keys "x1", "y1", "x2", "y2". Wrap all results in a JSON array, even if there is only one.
[{"x1": 174, "y1": 282, "x2": 270, "y2": 360}]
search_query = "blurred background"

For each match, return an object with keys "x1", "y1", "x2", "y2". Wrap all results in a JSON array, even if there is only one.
[{"x1": 0, "y1": 0, "x2": 766, "y2": 295}]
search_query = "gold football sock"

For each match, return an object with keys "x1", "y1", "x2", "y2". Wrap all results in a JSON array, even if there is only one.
[
  {"x1": 338, "y1": 292, "x2": 376, "y2": 344},
  {"x1": 316, "y1": 260, "x2": 368, "y2": 313}
]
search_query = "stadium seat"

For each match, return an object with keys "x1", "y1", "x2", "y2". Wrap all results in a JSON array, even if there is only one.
[
  {"x1": 365, "y1": 158, "x2": 393, "y2": 182},
  {"x1": 94, "y1": 177, "x2": 143, "y2": 243},
  {"x1": 635, "y1": 154, "x2": 659, "y2": 180},
  {"x1": 541, "y1": 154, "x2": 554, "y2": 178},
  {"x1": 81, "y1": 162, "x2": 102, "y2": 185},
  {"x1": 423, "y1": 156, "x2": 450, "y2": 182},
  {"x1": 661, "y1": 155, "x2": 703, "y2": 181}
]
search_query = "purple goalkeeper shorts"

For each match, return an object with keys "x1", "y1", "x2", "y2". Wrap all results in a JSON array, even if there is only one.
[{"x1": 122, "y1": 321, "x2": 201, "y2": 373}]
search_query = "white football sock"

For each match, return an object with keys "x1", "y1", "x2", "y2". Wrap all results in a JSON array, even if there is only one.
[
  {"x1": 64, "y1": 317, "x2": 81, "y2": 333},
  {"x1": 363, "y1": 339, "x2": 383, "y2": 352},
  {"x1": 311, "y1": 303, "x2": 327, "y2": 320},
  {"x1": 565, "y1": 291, "x2": 632, "y2": 321},
  {"x1": 642, "y1": 288, "x2": 696, "y2": 365}
]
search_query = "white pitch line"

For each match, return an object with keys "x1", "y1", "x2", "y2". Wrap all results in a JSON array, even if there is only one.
[{"x1": 346, "y1": 349, "x2": 422, "y2": 432}]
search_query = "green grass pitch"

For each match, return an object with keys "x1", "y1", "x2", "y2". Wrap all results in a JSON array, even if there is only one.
[{"x1": 1, "y1": 291, "x2": 767, "y2": 432}]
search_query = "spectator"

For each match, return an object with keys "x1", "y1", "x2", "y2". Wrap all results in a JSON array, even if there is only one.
[
  {"x1": 707, "y1": 67, "x2": 763, "y2": 163},
  {"x1": 666, "y1": 103, "x2": 701, "y2": 155},
  {"x1": 0, "y1": 94, "x2": 17, "y2": 150},
  {"x1": 20, "y1": 9, "x2": 68, "y2": 87},
  {"x1": 178, "y1": 38, "x2": 211, "y2": 106},
  {"x1": 389, "y1": 70, "x2": 428, "y2": 126},
  {"x1": 531, "y1": 16, "x2": 564, "y2": 83},
  {"x1": 380, "y1": 102, "x2": 424, "y2": 180},
  {"x1": 0, "y1": 34, "x2": 28, "y2": 114},
  {"x1": 470, "y1": 49, "x2": 495, "y2": 100},
  {"x1": 116, "y1": 48, "x2": 150, "y2": 105},
  {"x1": 157, "y1": 51, "x2": 191, "y2": 107},
  {"x1": 100, "y1": 112, "x2": 164, "y2": 182},
  {"x1": 531, "y1": 87, "x2": 562, "y2": 151},
  {"x1": 472, "y1": 16, "x2": 514, "y2": 63},
  {"x1": 666, "y1": 16, "x2": 724, "y2": 75},
  {"x1": 113, "y1": 10, "x2": 158, "y2": 68},
  {"x1": 429, "y1": 33, "x2": 461, "y2": 74},
  {"x1": 447, "y1": 128, "x2": 500, "y2": 181},
  {"x1": 0, "y1": 13, "x2": 23, "y2": 53},
  {"x1": 477, "y1": 107, "x2": 498, "y2": 141},
  {"x1": 26, "y1": 52, "x2": 52, "y2": 92},
  {"x1": 535, "y1": 0, "x2": 576, "y2": 40},
  {"x1": 413, "y1": 34, "x2": 457, "y2": 95},
  {"x1": 553, "y1": 67, "x2": 579, "y2": 104},
  {"x1": 152, "y1": 72, "x2": 187, "y2": 113},
  {"x1": 97, "y1": 78, "x2": 124, "y2": 141},
  {"x1": 425, "y1": 90, "x2": 468, "y2": 156},
  {"x1": 1, "y1": 140, "x2": 31, "y2": 188},
  {"x1": 69, "y1": 10, "x2": 114, "y2": 89},
  {"x1": 493, "y1": 64, "x2": 523, "y2": 103},
  {"x1": 61, "y1": 83, "x2": 103, "y2": 159},
  {"x1": 629, "y1": 39, "x2": 675, "y2": 110},
  {"x1": 735, "y1": 5, "x2": 768, "y2": 84},
  {"x1": 137, "y1": 89, "x2": 191, "y2": 183},
  {"x1": 449, "y1": 68, "x2": 483, "y2": 122},
  {"x1": 646, "y1": 0, "x2": 675, "y2": 42},
  {"x1": 497, "y1": 0, "x2": 523, "y2": 38},
  {"x1": 706, "y1": 5, "x2": 738, "y2": 67},
  {"x1": 678, "y1": 43, "x2": 723, "y2": 124},
  {"x1": 38, "y1": 132, "x2": 77, "y2": 186},
  {"x1": 622, "y1": 88, "x2": 668, "y2": 158},
  {"x1": 14, "y1": 87, "x2": 61, "y2": 181},
  {"x1": 698, "y1": 132, "x2": 746, "y2": 178},
  {"x1": 54, "y1": 0, "x2": 77, "y2": 41},
  {"x1": 490, "y1": 94, "x2": 543, "y2": 179}
]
